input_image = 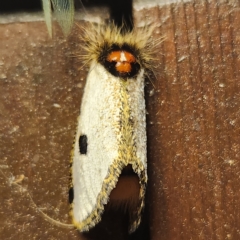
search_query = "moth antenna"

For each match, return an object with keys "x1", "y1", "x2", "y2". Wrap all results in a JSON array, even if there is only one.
[{"x1": 0, "y1": 169, "x2": 74, "y2": 229}]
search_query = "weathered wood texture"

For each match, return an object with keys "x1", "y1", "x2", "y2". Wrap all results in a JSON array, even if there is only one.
[
  {"x1": 0, "y1": 0, "x2": 240, "y2": 239},
  {"x1": 144, "y1": 0, "x2": 240, "y2": 239}
]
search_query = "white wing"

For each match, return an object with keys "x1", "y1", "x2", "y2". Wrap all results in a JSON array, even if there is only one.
[{"x1": 71, "y1": 61, "x2": 147, "y2": 232}]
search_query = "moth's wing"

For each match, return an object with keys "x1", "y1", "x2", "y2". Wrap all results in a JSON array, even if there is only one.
[
  {"x1": 71, "y1": 61, "x2": 147, "y2": 232},
  {"x1": 42, "y1": 0, "x2": 52, "y2": 37},
  {"x1": 71, "y1": 62, "x2": 121, "y2": 231},
  {"x1": 51, "y1": 0, "x2": 75, "y2": 36}
]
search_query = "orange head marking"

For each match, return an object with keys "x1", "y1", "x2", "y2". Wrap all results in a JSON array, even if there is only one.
[{"x1": 107, "y1": 51, "x2": 136, "y2": 73}]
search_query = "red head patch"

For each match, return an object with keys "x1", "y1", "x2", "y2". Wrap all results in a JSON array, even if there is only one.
[{"x1": 107, "y1": 51, "x2": 136, "y2": 73}]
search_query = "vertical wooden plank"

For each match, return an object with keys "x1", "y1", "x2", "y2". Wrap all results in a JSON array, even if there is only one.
[{"x1": 144, "y1": 0, "x2": 240, "y2": 239}]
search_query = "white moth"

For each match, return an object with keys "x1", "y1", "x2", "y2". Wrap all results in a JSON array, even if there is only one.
[
  {"x1": 41, "y1": 0, "x2": 156, "y2": 233},
  {"x1": 41, "y1": 0, "x2": 156, "y2": 234},
  {"x1": 70, "y1": 24, "x2": 155, "y2": 233}
]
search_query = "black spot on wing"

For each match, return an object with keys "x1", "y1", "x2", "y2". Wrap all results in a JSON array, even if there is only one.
[
  {"x1": 79, "y1": 135, "x2": 88, "y2": 154},
  {"x1": 69, "y1": 187, "x2": 74, "y2": 204}
]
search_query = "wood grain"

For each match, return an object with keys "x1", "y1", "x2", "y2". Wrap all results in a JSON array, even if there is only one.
[{"x1": 0, "y1": 0, "x2": 240, "y2": 239}]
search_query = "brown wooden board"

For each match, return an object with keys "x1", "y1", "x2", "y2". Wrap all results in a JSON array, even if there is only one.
[{"x1": 0, "y1": 0, "x2": 240, "y2": 239}]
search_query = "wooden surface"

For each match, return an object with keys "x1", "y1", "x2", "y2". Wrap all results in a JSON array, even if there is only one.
[{"x1": 0, "y1": 0, "x2": 240, "y2": 239}]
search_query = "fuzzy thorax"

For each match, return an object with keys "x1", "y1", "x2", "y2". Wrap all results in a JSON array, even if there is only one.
[{"x1": 79, "y1": 23, "x2": 156, "y2": 72}]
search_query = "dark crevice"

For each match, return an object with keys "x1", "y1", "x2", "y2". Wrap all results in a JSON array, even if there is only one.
[
  {"x1": 1, "y1": 0, "x2": 133, "y2": 31},
  {"x1": 69, "y1": 187, "x2": 74, "y2": 204},
  {"x1": 80, "y1": 0, "x2": 133, "y2": 31},
  {"x1": 0, "y1": 0, "x2": 42, "y2": 12}
]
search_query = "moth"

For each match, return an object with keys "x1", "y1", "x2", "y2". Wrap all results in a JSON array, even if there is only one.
[
  {"x1": 42, "y1": 0, "x2": 155, "y2": 233},
  {"x1": 69, "y1": 24, "x2": 155, "y2": 233}
]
